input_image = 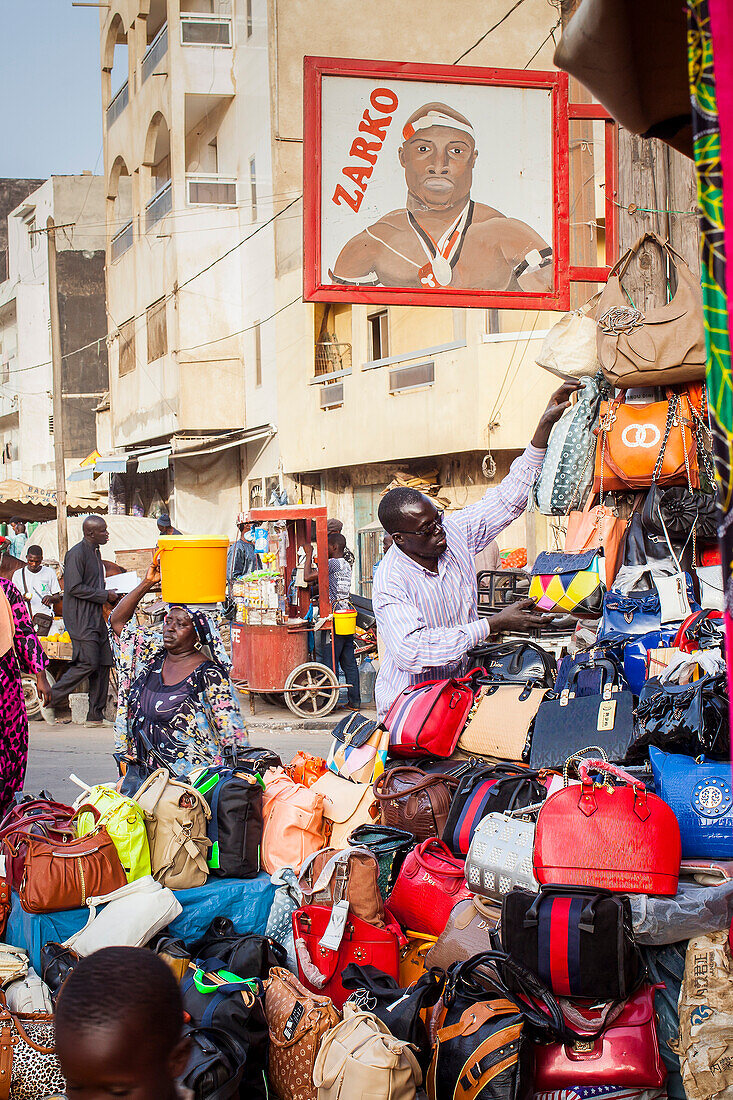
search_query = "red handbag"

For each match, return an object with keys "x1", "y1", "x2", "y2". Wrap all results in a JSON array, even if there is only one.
[
  {"x1": 292, "y1": 905, "x2": 401, "y2": 1010},
  {"x1": 534, "y1": 759, "x2": 681, "y2": 895},
  {"x1": 384, "y1": 670, "x2": 483, "y2": 757},
  {"x1": 387, "y1": 839, "x2": 471, "y2": 936},
  {"x1": 534, "y1": 986, "x2": 667, "y2": 1090}
]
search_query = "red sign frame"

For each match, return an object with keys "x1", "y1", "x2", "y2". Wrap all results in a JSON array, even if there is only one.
[{"x1": 303, "y1": 56, "x2": 571, "y2": 311}]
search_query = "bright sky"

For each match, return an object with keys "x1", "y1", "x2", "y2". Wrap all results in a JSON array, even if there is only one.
[{"x1": 0, "y1": 0, "x2": 103, "y2": 178}]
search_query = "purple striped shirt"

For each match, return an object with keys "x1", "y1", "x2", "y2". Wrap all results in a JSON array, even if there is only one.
[{"x1": 372, "y1": 446, "x2": 545, "y2": 719}]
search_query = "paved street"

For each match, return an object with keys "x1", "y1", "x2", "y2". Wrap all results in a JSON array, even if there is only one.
[{"x1": 23, "y1": 716, "x2": 334, "y2": 803}]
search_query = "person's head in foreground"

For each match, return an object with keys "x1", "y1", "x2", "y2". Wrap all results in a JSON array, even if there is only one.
[{"x1": 55, "y1": 946, "x2": 189, "y2": 1100}]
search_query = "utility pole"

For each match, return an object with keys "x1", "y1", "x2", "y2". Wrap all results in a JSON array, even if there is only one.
[{"x1": 47, "y1": 217, "x2": 68, "y2": 560}]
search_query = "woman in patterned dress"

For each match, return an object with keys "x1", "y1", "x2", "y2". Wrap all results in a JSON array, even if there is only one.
[
  {"x1": 0, "y1": 578, "x2": 53, "y2": 816},
  {"x1": 109, "y1": 560, "x2": 248, "y2": 779}
]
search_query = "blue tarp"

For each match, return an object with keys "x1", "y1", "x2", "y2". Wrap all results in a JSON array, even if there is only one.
[{"x1": 7, "y1": 874, "x2": 276, "y2": 972}]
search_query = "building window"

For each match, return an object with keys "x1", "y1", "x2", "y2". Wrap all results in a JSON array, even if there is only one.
[
  {"x1": 254, "y1": 321, "x2": 262, "y2": 387},
  {"x1": 249, "y1": 157, "x2": 257, "y2": 221},
  {"x1": 247, "y1": 0, "x2": 253, "y2": 37},
  {"x1": 118, "y1": 317, "x2": 136, "y2": 377},
  {"x1": 48, "y1": 416, "x2": 54, "y2": 435},
  {"x1": 485, "y1": 309, "x2": 500, "y2": 335},
  {"x1": 146, "y1": 298, "x2": 167, "y2": 362},
  {"x1": 368, "y1": 310, "x2": 389, "y2": 362}
]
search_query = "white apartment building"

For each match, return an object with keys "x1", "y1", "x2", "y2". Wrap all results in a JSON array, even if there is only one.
[{"x1": 0, "y1": 175, "x2": 108, "y2": 492}]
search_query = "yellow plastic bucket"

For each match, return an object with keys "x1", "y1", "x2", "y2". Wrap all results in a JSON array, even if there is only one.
[
  {"x1": 333, "y1": 609, "x2": 358, "y2": 635},
  {"x1": 157, "y1": 537, "x2": 229, "y2": 604}
]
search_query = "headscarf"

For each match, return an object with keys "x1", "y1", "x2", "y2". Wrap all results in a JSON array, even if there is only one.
[
  {"x1": 0, "y1": 586, "x2": 15, "y2": 658},
  {"x1": 167, "y1": 604, "x2": 231, "y2": 672}
]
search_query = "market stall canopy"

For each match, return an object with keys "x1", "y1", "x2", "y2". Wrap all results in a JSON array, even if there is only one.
[
  {"x1": 0, "y1": 479, "x2": 106, "y2": 522},
  {"x1": 554, "y1": 0, "x2": 693, "y2": 158},
  {"x1": 31, "y1": 515, "x2": 164, "y2": 563}
]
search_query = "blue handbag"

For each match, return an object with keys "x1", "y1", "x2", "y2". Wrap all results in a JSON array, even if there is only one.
[
  {"x1": 600, "y1": 574, "x2": 698, "y2": 639},
  {"x1": 621, "y1": 629, "x2": 678, "y2": 695},
  {"x1": 650, "y1": 747, "x2": 733, "y2": 859}
]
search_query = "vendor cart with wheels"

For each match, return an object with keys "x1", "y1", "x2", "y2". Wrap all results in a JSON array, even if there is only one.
[{"x1": 230, "y1": 505, "x2": 342, "y2": 719}]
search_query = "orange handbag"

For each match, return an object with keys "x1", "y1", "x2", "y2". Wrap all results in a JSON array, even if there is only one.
[
  {"x1": 565, "y1": 495, "x2": 626, "y2": 586},
  {"x1": 593, "y1": 390, "x2": 699, "y2": 493},
  {"x1": 287, "y1": 752, "x2": 328, "y2": 788}
]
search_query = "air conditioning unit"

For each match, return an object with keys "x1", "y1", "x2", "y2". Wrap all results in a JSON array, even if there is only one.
[
  {"x1": 389, "y1": 360, "x2": 435, "y2": 394},
  {"x1": 320, "y1": 382, "x2": 344, "y2": 409}
]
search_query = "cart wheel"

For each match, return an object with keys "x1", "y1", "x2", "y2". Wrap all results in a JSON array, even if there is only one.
[
  {"x1": 284, "y1": 663, "x2": 340, "y2": 719},
  {"x1": 23, "y1": 676, "x2": 42, "y2": 720}
]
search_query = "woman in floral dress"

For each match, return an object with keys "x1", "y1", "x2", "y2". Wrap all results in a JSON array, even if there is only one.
[{"x1": 0, "y1": 578, "x2": 53, "y2": 816}]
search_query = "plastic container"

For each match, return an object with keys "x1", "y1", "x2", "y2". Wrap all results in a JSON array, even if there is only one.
[
  {"x1": 333, "y1": 608, "x2": 357, "y2": 635},
  {"x1": 157, "y1": 537, "x2": 229, "y2": 604},
  {"x1": 253, "y1": 526, "x2": 269, "y2": 553}
]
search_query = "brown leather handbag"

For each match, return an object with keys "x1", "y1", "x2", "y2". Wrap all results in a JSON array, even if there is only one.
[
  {"x1": 399, "y1": 933, "x2": 437, "y2": 988},
  {"x1": 298, "y1": 847, "x2": 385, "y2": 928},
  {"x1": 424, "y1": 895, "x2": 501, "y2": 973},
  {"x1": 594, "y1": 390, "x2": 700, "y2": 493},
  {"x1": 373, "y1": 768, "x2": 458, "y2": 841},
  {"x1": 595, "y1": 233, "x2": 706, "y2": 389},
  {"x1": 19, "y1": 825, "x2": 127, "y2": 913},
  {"x1": 264, "y1": 966, "x2": 340, "y2": 1100}
]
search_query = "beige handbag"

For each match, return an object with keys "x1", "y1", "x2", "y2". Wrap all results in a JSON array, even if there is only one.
[
  {"x1": 595, "y1": 233, "x2": 706, "y2": 389},
  {"x1": 424, "y1": 895, "x2": 501, "y2": 973},
  {"x1": 265, "y1": 967, "x2": 340, "y2": 1100},
  {"x1": 457, "y1": 684, "x2": 544, "y2": 761},
  {"x1": 132, "y1": 768, "x2": 211, "y2": 889},
  {"x1": 313, "y1": 1003, "x2": 422, "y2": 1100},
  {"x1": 535, "y1": 295, "x2": 599, "y2": 380},
  {"x1": 311, "y1": 771, "x2": 377, "y2": 849}
]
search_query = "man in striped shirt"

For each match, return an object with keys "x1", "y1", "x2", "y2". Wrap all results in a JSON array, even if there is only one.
[{"x1": 373, "y1": 381, "x2": 578, "y2": 719}]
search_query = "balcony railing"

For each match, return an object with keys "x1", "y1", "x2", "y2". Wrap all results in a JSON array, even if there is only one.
[
  {"x1": 142, "y1": 23, "x2": 168, "y2": 83},
  {"x1": 146, "y1": 180, "x2": 173, "y2": 231},
  {"x1": 110, "y1": 219, "x2": 133, "y2": 261},
  {"x1": 186, "y1": 175, "x2": 237, "y2": 206},
  {"x1": 180, "y1": 14, "x2": 232, "y2": 46},
  {"x1": 106, "y1": 81, "x2": 129, "y2": 127},
  {"x1": 315, "y1": 341, "x2": 352, "y2": 378}
]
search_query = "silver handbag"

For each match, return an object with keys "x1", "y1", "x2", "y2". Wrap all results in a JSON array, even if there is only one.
[{"x1": 464, "y1": 804, "x2": 542, "y2": 901}]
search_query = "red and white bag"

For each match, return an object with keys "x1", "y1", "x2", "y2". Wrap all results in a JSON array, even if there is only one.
[{"x1": 383, "y1": 671, "x2": 483, "y2": 758}]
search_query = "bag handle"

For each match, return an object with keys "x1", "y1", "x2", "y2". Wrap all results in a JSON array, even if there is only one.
[
  {"x1": 563, "y1": 658, "x2": 620, "y2": 698},
  {"x1": 414, "y1": 839, "x2": 464, "y2": 877},
  {"x1": 181, "y1": 1026, "x2": 248, "y2": 1100},
  {"x1": 373, "y1": 770, "x2": 459, "y2": 802},
  {"x1": 563, "y1": 746, "x2": 608, "y2": 787}
]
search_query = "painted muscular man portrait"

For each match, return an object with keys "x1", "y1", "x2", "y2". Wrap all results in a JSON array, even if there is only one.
[{"x1": 330, "y1": 102, "x2": 553, "y2": 292}]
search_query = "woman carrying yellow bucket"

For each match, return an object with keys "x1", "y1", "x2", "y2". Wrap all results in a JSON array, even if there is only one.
[{"x1": 303, "y1": 532, "x2": 361, "y2": 712}]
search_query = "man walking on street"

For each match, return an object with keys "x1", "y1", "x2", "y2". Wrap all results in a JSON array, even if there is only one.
[
  {"x1": 304, "y1": 532, "x2": 361, "y2": 710},
  {"x1": 39, "y1": 516, "x2": 119, "y2": 727},
  {"x1": 12, "y1": 545, "x2": 61, "y2": 635}
]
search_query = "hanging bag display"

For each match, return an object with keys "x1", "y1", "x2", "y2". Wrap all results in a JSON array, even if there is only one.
[
  {"x1": 442, "y1": 764, "x2": 545, "y2": 857},
  {"x1": 594, "y1": 389, "x2": 700, "y2": 493},
  {"x1": 464, "y1": 803, "x2": 542, "y2": 902},
  {"x1": 650, "y1": 748, "x2": 733, "y2": 859},
  {"x1": 373, "y1": 767, "x2": 458, "y2": 841},
  {"x1": 383, "y1": 671, "x2": 482, "y2": 758},
  {"x1": 387, "y1": 839, "x2": 471, "y2": 937},
  {"x1": 529, "y1": 659, "x2": 635, "y2": 770},
  {"x1": 595, "y1": 232, "x2": 707, "y2": 389},
  {"x1": 535, "y1": 294, "x2": 600, "y2": 379},
  {"x1": 565, "y1": 494, "x2": 626, "y2": 588},
  {"x1": 533, "y1": 373, "x2": 602, "y2": 515},
  {"x1": 533, "y1": 758, "x2": 682, "y2": 894},
  {"x1": 500, "y1": 885, "x2": 642, "y2": 1000}
]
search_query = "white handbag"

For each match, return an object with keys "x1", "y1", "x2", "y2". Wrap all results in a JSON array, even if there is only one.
[
  {"x1": 0, "y1": 945, "x2": 28, "y2": 988},
  {"x1": 464, "y1": 805, "x2": 542, "y2": 902},
  {"x1": 697, "y1": 564, "x2": 725, "y2": 612},
  {"x1": 535, "y1": 297, "x2": 600, "y2": 380},
  {"x1": 62, "y1": 875, "x2": 182, "y2": 956},
  {"x1": 5, "y1": 967, "x2": 53, "y2": 1013}
]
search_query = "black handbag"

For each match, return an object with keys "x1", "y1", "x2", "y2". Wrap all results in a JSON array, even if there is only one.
[
  {"x1": 468, "y1": 640, "x2": 556, "y2": 687},
  {"x1": 642, "y1": 483, "x2": 721, "y2": 543},
  {"x1": 500, "y1": 886, "x2": 642, "y2": 1002},
  {"x1": 178, "y1": 1025, "x2": 248, "y2": 1100},
  {"x1": 228, "y1": 746, "x2": 283, "y2": 775},
  {"x1": 632, "y1": 673, "x2": 729, "y2": 761},
  {"x1": 346, "y1": 825, "x2": 415, "y2": 898},
  {"x1": 191, "y1": 767, "x2": 264, "y2": 878},
  {"x1": 180, "y1": 960, "x2": 269, "y2": 1100},
  {"x1": 40, "y1": 941, "x2": 79, "y2": 1003},
  {"x1": 442, "y1": 765, "x2": 546, "y2": 857},
  {"x1": 529, "y1": 659, "x2": 635, "y2": 770},
  {"x1": 427, "y1": 954, "x2": 533, "y2": 1100},
  {"x1": 188, "y1": 918, "x2": 287, "y2": 980},
  {"x1": 342, "y1": 964, "x2": 444, "y2": 1070}
]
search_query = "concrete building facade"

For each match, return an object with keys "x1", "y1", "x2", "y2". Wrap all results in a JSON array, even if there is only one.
[
  {"x1": 0, "y1": 176, "x2": 109, "y2": 493},
  {"x1": 97, "y1": 0, "x2": 604, "y2": 577}
]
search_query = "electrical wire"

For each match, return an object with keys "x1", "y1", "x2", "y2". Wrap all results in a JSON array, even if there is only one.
[
  {"x1": 523, "y1": 18, "x2": 560, "y2": 68},
  {"x1": 453, "y1": 0, "x2": 527, "y2": 64},
  {"x1": 174, "y1": 295, "x2": 302, "y2": 354}
]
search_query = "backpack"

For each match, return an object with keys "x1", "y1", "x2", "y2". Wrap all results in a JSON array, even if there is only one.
[
  {"x1": 72, "y1": 778, "x2": 151, "y2": 882},
  {"x1": 261, "y1": 769, "x2": 327, "y2": 875},
  {"x1": 180, "y1": 961, "x2": 269, "y2": 1100},
  {"x1": 132, "y1": 769, "x2": 211, "y2": 889},
  {"x1": 191, "y1": 767, "x2": 264, "y2": 879}
]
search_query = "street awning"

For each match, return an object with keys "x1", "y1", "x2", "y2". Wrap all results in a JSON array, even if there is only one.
[
  {"x1": 68, "y1": 444, "x2": 173, "y2": 478},
  {"x1": 171, "y1": 425, "x2": 276, "y2": 459},
  {"x1": 0, "y1": 479, "x2": 106, "y2": 520}
]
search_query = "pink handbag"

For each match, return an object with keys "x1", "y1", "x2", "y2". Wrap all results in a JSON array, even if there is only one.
[
  {"x1": 261, "y1": 768, "x2": 327, "y2": 874},
  {"x1": 387, "y1": 839, "x2": 471, "y2": 936},
  {"x1": 534, "y1": 986, "x2": 667, "y2": 1090}
]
